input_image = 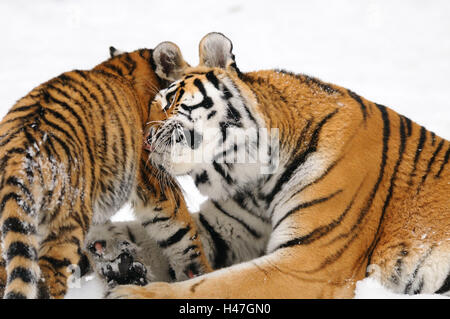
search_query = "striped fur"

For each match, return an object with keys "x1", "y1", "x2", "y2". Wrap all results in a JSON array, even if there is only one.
[
  {"x1": 0, "y1": 47, "x2": 211, "y2": 298},
  {"x1": 109, "y1": 33, "x2": 450, "y2": 298},
  {"x1": 85, "y1": 203, "x2": 270, "y2": 288}
]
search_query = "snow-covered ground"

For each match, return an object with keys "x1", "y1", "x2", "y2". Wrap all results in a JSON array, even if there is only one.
[{"x1": 1, "y1": 0, "x2": 449, "y2": 299}]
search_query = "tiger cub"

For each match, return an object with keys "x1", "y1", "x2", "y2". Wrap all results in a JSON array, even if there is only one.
[
  {"x1": 85, "y1": 210, "x2": 270, "y2": 289},
  {"x1": 108, "y1": 33, "x2": 450, "y2": 298},
  {"x1": 0, "y1": 46, "x2": 211, "y2": 298}
]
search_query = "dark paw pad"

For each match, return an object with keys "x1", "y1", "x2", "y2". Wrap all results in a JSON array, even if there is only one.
[{"x1": 101, "y1": 252, "x2": 148, "y2": 286}]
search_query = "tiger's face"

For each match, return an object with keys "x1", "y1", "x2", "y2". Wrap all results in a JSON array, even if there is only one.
[
  {"x1": 144, "y1": 33, "x2": 264, "y2": 177},
  {"x1": 146, "y1": 69, "x2": 250, "y2": 176}
]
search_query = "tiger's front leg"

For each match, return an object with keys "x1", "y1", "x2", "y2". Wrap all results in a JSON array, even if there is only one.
[{"x1": 133, "y1": 161, "x2": 212, "y2": 280}]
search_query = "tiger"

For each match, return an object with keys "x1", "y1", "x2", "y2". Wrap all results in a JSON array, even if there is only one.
[
  {"x1": 84, "y1": 211, "x2": 269, "y2": 289},
  {"x1": 0, "y1": 45, "x2": 212, "y2": 299},
  {"x1": 107, "y1": 32, "x2": 450, "y2": 298}
]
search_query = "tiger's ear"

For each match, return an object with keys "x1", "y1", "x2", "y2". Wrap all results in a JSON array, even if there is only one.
[
  {"x1": 109, "y1": 46, "x2": 124, "y2": 58},
  {"x1": 199, "y1": 32, "x2": 237, "y2": 71},
  {"x1": 152, "y1": 41, "x2": 189, "y2": 81}
]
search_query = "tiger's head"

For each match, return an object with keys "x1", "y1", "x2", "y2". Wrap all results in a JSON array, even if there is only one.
[{"x1": 145, "y1": 33, "x2": 275, "y2": 190}]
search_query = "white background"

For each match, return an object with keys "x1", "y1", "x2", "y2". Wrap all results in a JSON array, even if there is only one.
[{"x1": 0, "y1": 0, "x2": 449, "y2": 298}]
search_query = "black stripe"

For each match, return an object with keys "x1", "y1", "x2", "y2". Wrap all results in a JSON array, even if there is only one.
[
  {"x1": 6, "y1": 242, "x2": 38, "y2": 262},
  {"x1": 265, "y1": 110, "x2": 338, "y2": 204},
  {"x1": 231, "y1": 82, "x2": 260, "y2": 146},
  {"x1": 274, "y1": 70, "x2": 341, "y2": 95},
  {"x1": 175, "y1": 88, "x2": 185, "y2": 105},
  {"x1": 222, "y1": 84, "x2": 233, "y2": 100},
  {"x1": 366, "y1": 111, "x2": 407, "y2": 267},
  {"x1": 0, "y1": 128, "x2": 24, "y2": 148},
  {"x1": 410, "y1": 126, "x2": 427, "y2": 180},
  {"x1": 404, "y1": 248, "x2": 433, "y2": 294},
  {"x1": 163, "y1": 89, "x2": 177, "y2": 111},
  {"x1": 8, "y1": 103, "x2": 40, "y2": 114},
  {"x1": 435, "y1": 271, "x2": 450, "y2": 294},
  {"x1": 157, "y1": 226, "x2": 191, "y2": 248},
  {"x1": 194, "y1": 170, "x2": 210, "y2": 186},
  {"x1": 2, "y1": 217, "x2": 36, "y2": 237},
  {"x1": 183, "y1": 79, "x2": 213, "y2": 110},
  {"x1": 2, "y1": 112, "x2": 39, "y2": 126},
  {"x1": 401, "y1": 116, "x2": 413, "y2": 137},
  {"x1": 328, "y1": 104, "x2": 391, "y2": 249},
  {"x1": 126, "y1": 226, "x2": 136, "y2": 244},
  {"x1": 5, "y1": 176, "x2": 34, "y2": 205},
  {"x1": 277, "y1": 157, "x2": 343, "y2": 214},
  {"x1": 77, "y1": 72, "x2": 109, "y2": 158},
  {"x1": 275, "y1": 184, "x2": 362, "y2": 251},
  {"x1": 273, "y1": 190, "x2": 342, "y2": 231},
  {"x1": 52, "y1": 74, "x2": 97, "y2": 203},
  {"x1": 207, "y1": 110, "x2": 217, "y2": 120},
  {"x1": 0, "y1": 193, "x2": 32, "y2": 217},
  {"x1": 122, "y1": 53, "x2": 137, "y2": 74},
  {"x1": 198, "y1": 214, "x2": 229, "y2": 269},
  {"x1": 417, "y1": 139, "x2": 444, "y2": 193},
  {"x1": 141, "y1": 216, "x2": 170, "y2": 227},
  {"x1": 212, "y1": 161, "x2": 233, "y2": 184},
  {"x1": 8, "y1": 267, "x2": 36, "y2": 284},
  {"x1": 102, "y1": 62, "x2": 124, "y2": 77},
  {"x1": 40, "y1": 225, "x2": 79, "y2": 245},
  {"x1": 219, "y1": 122, "x2": 228, "y2": 144},
  {"x1": 212, "y1": 201, "x2": 261, "y2": 238},
  {"x1": 435, "y1": 144, "x2": 450, "y2": 178},
  {"x1": 44, "y1": 102, "x2": 83, "y2": 148},
  {"x1": 41, "y1": 112, "x2": 79, "y2": 153},
  {"x1": 183, "y1": 245, "x2": 198, "y2": 255},
  {"x1": 430, "y1": 132, "x2": 436, "y2": 146},
  {"x1": 103, "y1": 80, "x2": 131, "y2": 195},
  {"x1": 4, "y1": 291, "x2": 27, "y2": 299},
  {"x1": 0, "y1": 147, "x2": 26, "y2": 171},
  {"x1": 47, "y1": 84, "x2": 95, "y2": 164},
  {"x1": 205, "y1": 71, "x2": 220, "y2": 89},
  {"x1": 226, "y1": 102, "x2": 242, "y2": 123},
  {"x1": 39, "y1": 256, "x2": 71, "y2": 269},
  {"x1": 347, "y1": 89, "x2": 368, "y2": 122}
]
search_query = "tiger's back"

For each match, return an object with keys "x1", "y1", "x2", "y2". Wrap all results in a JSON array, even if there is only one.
[{"x1": 0, "y1": 68, "x2": 143, "y2": 220}]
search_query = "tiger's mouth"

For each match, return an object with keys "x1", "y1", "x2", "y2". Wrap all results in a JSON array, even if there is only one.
[
  {"x1": 144, "y1": 121, "x2": 184, "y2": 153},
  {"x1": 144, "y1": 121, "x2": 203, "y2": 154},
  {"x1": 144, "y1": 120, "x2": 207, "y2": 177}
]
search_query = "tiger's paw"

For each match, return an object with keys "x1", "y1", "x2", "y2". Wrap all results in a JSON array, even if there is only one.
[
  {"x1": 105, "y1": 282, "x2": 176, "y2": 299},
  {"x1": 86, "y1": 236, "x2": 149, "y2": 287},
  {"x1": 101, "y1": 252, "x2": 148, "y2": 287}
]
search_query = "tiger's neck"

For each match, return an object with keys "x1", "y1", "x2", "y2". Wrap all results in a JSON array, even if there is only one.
[
  {"x1": 94, "y1": 63, "x2": 160, "y2": 126},
  {"x1": 237, "y1": 70, "x2": 344, "y2": 168}
]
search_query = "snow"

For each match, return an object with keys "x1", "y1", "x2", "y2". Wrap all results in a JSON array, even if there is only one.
[
  {"x1": 1, "y1": 0, "x2": 449, "y2": 299},
  {"x1": 354, "y1": 277, "x2": 449, "y2": 299}
]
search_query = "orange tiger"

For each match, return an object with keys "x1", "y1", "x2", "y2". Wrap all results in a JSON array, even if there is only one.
[
  {"x1": 0, "y1": 46, "x2": 211, "y2": 298},
  {"x1": 109, "y1": 33, "x2": 450, "y2": 298}
]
